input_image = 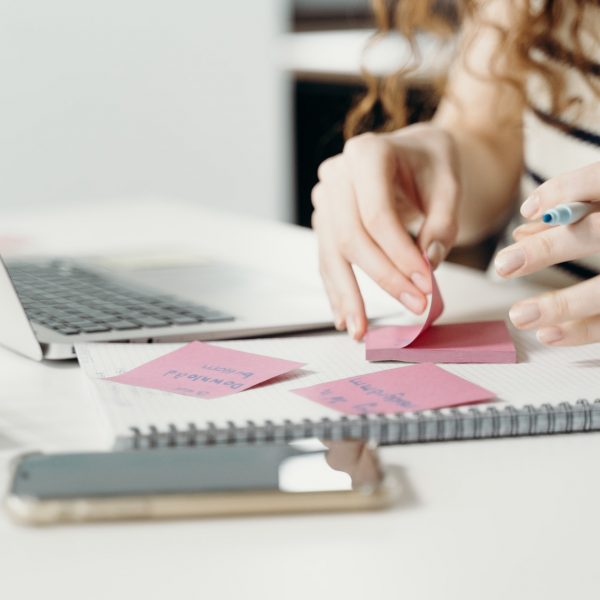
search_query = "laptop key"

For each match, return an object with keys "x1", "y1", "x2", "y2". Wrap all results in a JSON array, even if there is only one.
[
  {"x1": 69, "y1": 320, "x2": 103, "y2": 328},
  {"x1": 132, "y1": 316, "x2": 171, "y2": 327},
  {"x1": 140, "y1": 307, "x2": 183, "y2": 319},
  {"x1": 57, "y1": 327, "x2": 81, "y2": 335},
  {"x1": 185, "y1": 310, "x2": 233, "y2": 322},
  {"x1": 106, "y1": 320, "x2": 140, "y2": 330},
  {"x1": 170, "y1": 315, "x2": 201, "y2": 325},
  {"x1": 9, "y1": 262, "x2": 235, "y2": 332},
  {"x1": 79, "y1": 309, "x2": 116, "y2": 320},
  {"x1": 81, "y1": 324, "x2": 111, "y2": 333}
]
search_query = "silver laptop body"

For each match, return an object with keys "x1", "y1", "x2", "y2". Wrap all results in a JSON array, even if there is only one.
[{"x1": 0, "y1": 254, "x2": 334, "y2": 360}]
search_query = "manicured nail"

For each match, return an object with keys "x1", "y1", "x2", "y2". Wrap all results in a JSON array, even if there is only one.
[
  {"x1": 426, "y1": 241, "x2": 446, "y2": 269},
  {"x1": 512, "y1": 225, "x2": 526, "y2": 240},
  {"x1": 410, "y1": 272, "x2": 431, "y2": 294},
  {"x1": 521, "y1": 194, "x2": 540, "y2": 219},
  {"x1": 400, "y1": 292, "x2": 425, "y2": 314},
  {"x1": 509, "y1": 303, "x2": 540, "y2": 327},
  {"x1": 537, "y1": 327, "x2": 563, "y2": 344},
  {"x1": 494, "y1": 248, "x2": 526, "y2": 276},
  {"x1": 346, "y1": 315, "x2": 357, "y2": 339}
]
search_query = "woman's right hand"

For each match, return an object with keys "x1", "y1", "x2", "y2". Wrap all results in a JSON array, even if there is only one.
[{"x1": 311, "y1": 122, "x2": 461, "y2": 340}]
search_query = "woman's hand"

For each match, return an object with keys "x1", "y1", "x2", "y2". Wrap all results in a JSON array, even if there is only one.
[
  {"x1": 495, "y1": 161, "x2": 600, "y2": 346},
  {"x1": 311, "y1": 123, "x2": 461, "y2": 340}
]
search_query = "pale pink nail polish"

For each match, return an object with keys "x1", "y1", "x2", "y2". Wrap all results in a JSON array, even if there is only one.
[
  {"x1": 521, "y1": 195, "x2": 540, "y2": 219},
  {"x1": 346, "y1": 315, "x2": 357, "y2": 339},
  {"x1": 509, "y1": 303, "x2": 540, "y2": 327},
  {"x1": 494, "y1": 248, "x2": 526, "y2": 276},
  {"x1": 537, "y1": 327, "x2": 563, "y2": 344},
  {"x1": 400, "y1": 292, "x2": 425, "y2": 314},
  {"x1": 410, "y1": 272, "x2": 430, "y2": 294},
  {"x1": 426, "y1": 241, "x2": 446, "y2": 269}
]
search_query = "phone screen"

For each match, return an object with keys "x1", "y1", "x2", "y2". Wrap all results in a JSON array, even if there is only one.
[{"x1": 11, "y1": 441, "x2": 382, "y2": 500}]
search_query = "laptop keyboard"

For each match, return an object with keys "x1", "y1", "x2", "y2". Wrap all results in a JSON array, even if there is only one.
[{"x1": 7, "y1": 262, "x2": 234, "y2": 336}]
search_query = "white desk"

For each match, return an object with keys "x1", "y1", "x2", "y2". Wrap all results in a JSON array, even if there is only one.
[{"x1": 2, "y1": 200, "x2": 599, "y2": 600}]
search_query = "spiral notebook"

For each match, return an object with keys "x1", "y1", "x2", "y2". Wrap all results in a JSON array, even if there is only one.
[{"x1": 75, "y1": 329, "x2": 600, "y2": 450}]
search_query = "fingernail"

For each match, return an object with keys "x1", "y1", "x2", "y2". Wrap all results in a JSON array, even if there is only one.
[
  {"x1": 334, "y1": 315, "x2": 344, "y2": 331},
  {"x1": 521, "y1": 194, "x2": 540, "y2": 219},
  {"x1": 347, "y1": 315, "x2": 357, "y2": 339},
  {"x1": 494, "y1": 248, "x2": 526, "y2": 276},
  {"x1": 509, "y1": 302, "x2": 540, "y2": 327},
  {"x1": 426, "y1": 241, "x2": 446, "y2": 269},
  {"x1": 537, "y1": 327, "x2": 563, "y2": 344},
  {"x1": 400, "y1": 292, "x2": 425, "y2": 314},
  {"x1": 410, "y1": 272, "x2": 431, "y2": 294},
  {"x1": 512, "y1": 225, "x2": 526, "y2": 240}
]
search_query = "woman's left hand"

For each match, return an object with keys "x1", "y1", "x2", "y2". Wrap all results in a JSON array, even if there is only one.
[{"x1": 494, "y1": 161, "x2": 600, "y2": 346}]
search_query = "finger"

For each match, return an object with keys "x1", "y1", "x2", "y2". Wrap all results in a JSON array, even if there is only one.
[
  {"x1": 317, "y1": 173, "x2": 427, "y2": 319},
  {"x1": 342, "y1": 134, "x2": 431, "y2": 293},
  {"x1": 520, "y1": 160, "x2": 600, "y2": 219},
  {"x1": 508, "y1": 276, "x2": 600, "y2": 330},
  {"x1": 321, "y1": 167, "x2": 429, "y2": 312},
  {"x1": 536, "y1": 315, "x2": 600, "y2": 346},
  {"x1": 494, "y1": 212, "x2": 600, "y2": 278},
  {"x1": 325, "y1": 441, "x2": 364, "y2": 472},
  {"x1": 321, "y1": 251, "x2": 367, "y2": 340},
  {"x1": 416, "y1": 167, "x2": 459, "y2": 268},
  {"x1": 319, "y1": 263, "x2": 345, "y2": 331},
  {"x1": 312, "y1": 196, "x2": 350, "y2": 331},
  {"x1": 512, "y1": 221, "x2": 551, "y2": 241},
  {"x1": 312, "y1": 205, "x2": 367, "y2": 338},
  {"x1": 340, "y1": 225, "x2": 428, "y2": 316}
]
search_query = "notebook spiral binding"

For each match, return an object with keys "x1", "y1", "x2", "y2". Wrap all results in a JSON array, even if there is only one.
[{"x1": 116, "y1": 399, "x2": 600, "y2": 450}]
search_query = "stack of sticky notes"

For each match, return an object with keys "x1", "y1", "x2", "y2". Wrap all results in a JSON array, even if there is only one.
[{"x1": 365, "y1": 263, "x2": 517, "y2": 364}]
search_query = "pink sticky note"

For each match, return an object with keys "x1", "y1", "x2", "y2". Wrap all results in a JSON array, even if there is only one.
[
  {"x1": 366, "y1": 321, "x2": 517, "y2": 363},
  {"x1": 399, "y1": 260, "x2": 445, "y2": 347},
  {"x1": 365, "y1": 262, "x2": 516, "y2": 364},
  {"x1": 292, "y1": 363, "x2": 495, "y2": 415},
  {"x1": 106, "y1": 341, "x2": 304, "y2": 399}
]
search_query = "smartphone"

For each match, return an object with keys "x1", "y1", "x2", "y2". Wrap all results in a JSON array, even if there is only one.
[{"x1": 4, "y1": 441, "x2": 402, "y2": 525}]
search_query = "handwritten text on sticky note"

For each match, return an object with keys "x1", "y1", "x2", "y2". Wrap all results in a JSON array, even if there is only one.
[
  {"x1": 292, "y1": 363, "x2": 494, "y2": 415},
  {"x1": 106, "y1": 341, "x2": 304, "y2": 399}
]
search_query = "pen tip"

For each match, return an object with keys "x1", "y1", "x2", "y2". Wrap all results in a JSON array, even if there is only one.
[{"x1": 542, "y1": 214, "x2": 552, "y2": 223}]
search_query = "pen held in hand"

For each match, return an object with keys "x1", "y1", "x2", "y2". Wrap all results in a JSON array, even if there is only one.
[{"x1": 542, "y1": 201, "x2": 599, "y2": 226}]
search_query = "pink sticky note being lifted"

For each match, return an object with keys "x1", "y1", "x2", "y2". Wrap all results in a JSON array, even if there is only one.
[
  {"x1": 292, "y1": 363, "x2": 495, "y2": 416},
  {"x1": 365, "y1": 262, "x2": 517, "y2": 364},
  {"x1": 106, "y1": 341, "x2": 304, "y2": 399}
]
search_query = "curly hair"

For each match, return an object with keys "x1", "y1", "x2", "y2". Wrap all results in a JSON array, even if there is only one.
[{"x1": 344, "y1": 0, "x2": 600, "y2": 139}]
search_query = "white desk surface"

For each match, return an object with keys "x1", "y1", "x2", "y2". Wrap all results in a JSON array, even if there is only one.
[{"x1": 1, "y1": 199, "x2": 599, "y2": 600}]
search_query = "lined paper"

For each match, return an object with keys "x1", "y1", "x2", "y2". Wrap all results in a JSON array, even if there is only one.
[{"x1": 76, "y1": 329, "x2": 600, "y2": 443}]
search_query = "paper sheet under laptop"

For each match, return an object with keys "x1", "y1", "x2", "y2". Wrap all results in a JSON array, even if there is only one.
[{"x1": 76, "y1": 330, "x2": 600, "y2": 447}]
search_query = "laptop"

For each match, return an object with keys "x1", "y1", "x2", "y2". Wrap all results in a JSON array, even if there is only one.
[{"x1": 0, "y1": 253, "x2": 335, "y2": 361}]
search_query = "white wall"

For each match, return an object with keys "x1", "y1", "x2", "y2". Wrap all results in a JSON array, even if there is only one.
[{"x1": 0, "y1": 1, "x2": 291, "y2": 221}]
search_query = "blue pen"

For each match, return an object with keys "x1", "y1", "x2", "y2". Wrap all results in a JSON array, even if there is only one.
[{"x1": 542, "y1": 201, "x2": 597, "y2": 226}]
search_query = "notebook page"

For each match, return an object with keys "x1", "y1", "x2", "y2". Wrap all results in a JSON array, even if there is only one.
[
  {"x1": 76, "y1": 329, "x2": 600, "y2": 442},
  {"x1": 446, "y1": 329, "x2": 600, "y2": 407},
  {"x1": 76, "y1": 336, "x2": 386, "y2": 439}
]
